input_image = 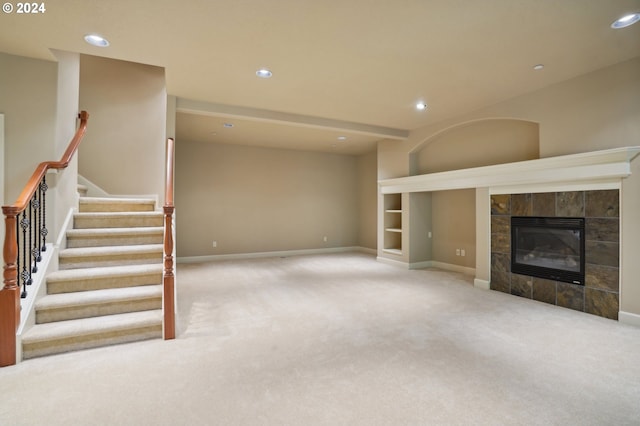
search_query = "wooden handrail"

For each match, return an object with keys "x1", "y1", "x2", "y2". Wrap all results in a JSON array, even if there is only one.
[
  {"x1": 163, "y1": 138, "x2": 176, "y2": 340},
  {"x1": 3, "y1": 111, "x2": 89, "y2": 216},
  {"x1": 1, "y1": 111, "x2": 89, "y2": 367}
]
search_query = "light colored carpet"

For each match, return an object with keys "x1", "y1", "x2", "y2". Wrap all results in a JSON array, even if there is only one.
[{"x1": 1, "y1": 252, "x2": 639, "y2": 425}]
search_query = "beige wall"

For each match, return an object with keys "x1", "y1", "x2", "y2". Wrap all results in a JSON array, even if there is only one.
[
  {"x1": 79, "y1": 55, "x2": 167, "y2": 199},
  {"x1": 50, "y1": 50, "x2": 80, "y2": 242},
  {"x1": 357, "y1": 150, "x2": 377, "y2": 250},
  {"x1": 176, "y1": 141, "x2": 361, "y2": 257},
  {"x1": 408, "y1": 191, "x2": 432, "y2": 264},
  {"x1": 431, "y1": 189, "x2": 476, "y2": 268},
  {"x1": 413, "y1": 119, "x2": 539, "y2": 174},
  {"x1": 377, "y1": 139, "x2": 410, "y2": 179},
  {"x1": 0, "y1": 52, "x2": 57, "y2": 204},
  {"x1": 407, "y1": 57, "x2": 640, "y2": 157}
]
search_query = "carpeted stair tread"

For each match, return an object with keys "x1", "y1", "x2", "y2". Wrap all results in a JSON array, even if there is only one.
[
  {"x1": 79, "y1": 197, "x2": 156, "y2": 212},
  {"x1": 36, "y1": 285, "x2": 162, "y2": 311},
  {"x1": 47, "y1": 263, "x2": 163, "y2": 282},
  {"x1": 74, "y1": 211, "x2": 163, "y2": 220},
  {"x1": 73, "y1": 211, "x2": 164, "y2": 229},
  {"x1": 66, "y1": 227, "x2": 164, "y2": 248},
  {"x1": 67, "y1": 227, "x2": 164, "y2": 237},
  {"x1": 58, "y1": 244, "x2": 163, "y2": 270},
  {"x1": 21, "y1": 310, "x2": 163, "y2": 359},
  {"x1": 35, "y1": 285, "x2": 162, "y2": 323},
  {"x1": 60, "y1": 244, "x2": 164, "y2": 258},
  {"x1": 23, "y1": 310, "x2": 163, "y2": 342},
  {"x1": 46, "y1": 263, "x2": 163, "y2": 293}
]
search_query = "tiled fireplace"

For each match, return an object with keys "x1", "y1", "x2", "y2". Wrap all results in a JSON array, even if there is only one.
[{"x1": 490, "y1": 190, "x2": 619, "y2": 320}]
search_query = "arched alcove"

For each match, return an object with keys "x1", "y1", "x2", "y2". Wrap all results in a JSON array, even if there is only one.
[{"x1": 411, "y1": 118, "x2": 539, "y2": 175}]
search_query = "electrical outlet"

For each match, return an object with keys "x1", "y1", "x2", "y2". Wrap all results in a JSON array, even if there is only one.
[
  {"x1": 456, "y1": 249, "x2": 461, "y2": 256},
  {"x1": 323, "y1": 236, "x2": 328, "y2": 242},
  {"x1": 212, "y1": 241, "x2": 217, "y2": 248},
  {"x1": 461, "y1": 249, "x2": 466, "y2": 257},
  {"x1": 428, "y1": 231, "x2": 432, "y2": 238}
]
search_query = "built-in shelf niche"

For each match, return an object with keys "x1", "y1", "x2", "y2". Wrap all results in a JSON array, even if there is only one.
[{"x1": 383, "y1": 193, "x2": 402, "y2": 255}]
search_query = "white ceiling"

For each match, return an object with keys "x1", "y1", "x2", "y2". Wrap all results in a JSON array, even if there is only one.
[{"x1": 1, "y1": 0, "x2": 639, "y2": 154}]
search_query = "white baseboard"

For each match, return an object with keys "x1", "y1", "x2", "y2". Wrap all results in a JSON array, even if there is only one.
[
  {"x1": 429, "y1": 261, "x2": 476, "y2": 276},
  {"x1": 409, "y1": 261, "x2": 433, "y2": 270},
  {"x1": 619, "y1": 311, "x2": 640, "y2": 328},
  {"x1": 376, "y1": 256, "x2": 410, "y2": 269},
  {"x1": 474, "y1": 278, "x2": 491, "y2": 290},
  {"x1": 178, "y1": 246, "x2": 373, "y2": 263},
  {"x1": 357, "y1": 247, "x2": 377, "y2": 256},
  {"x1": 377, "y1": 259, "x2": 477, "y2": 275}
]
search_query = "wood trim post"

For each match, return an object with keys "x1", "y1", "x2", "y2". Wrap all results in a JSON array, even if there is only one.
[
  {"x1": 163, "y1": 138, "x2": 176, "y2": 340},
  {"x1": 0, "y1": 211, "x2": 19, "y2": 366},
  {"x1": 163, "y1": 206, "x2": 175, "y2": 340}
]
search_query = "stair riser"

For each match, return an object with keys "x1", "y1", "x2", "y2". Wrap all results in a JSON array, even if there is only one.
[
  {"x1": 74, "y1": 216, "x2": 163, "y2": 229},
  {"x1": 22, "y1": 324, "x2": 162, "y2": 360},
  {"x1": 36, "y1": 297, "x2": 162, "y2": 323},
  {"x1": 79, "y1": 203, "x2": 156, "y2": 213},
  {"x1": 59, "y1": 254, "x2": 163, "y2": 270},
  {"x1": 66, "y1": 235, "x2": 163, "y2": 248},
  {"x1": 47, "y1": 272, "x2": 162, "y2": 294}
]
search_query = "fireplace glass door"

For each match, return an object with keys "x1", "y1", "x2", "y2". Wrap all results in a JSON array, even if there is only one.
[{"x1": 511, "y1": 217, "x2": 585, "y2": 285}]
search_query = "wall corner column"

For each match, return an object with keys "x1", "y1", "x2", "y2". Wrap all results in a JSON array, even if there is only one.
[
  {"x1": 620, "y1": 156, "x2": 640, "y2": 325},
  {"x1": 474, "y1": 187, "x2": 491, "y2": 289}
]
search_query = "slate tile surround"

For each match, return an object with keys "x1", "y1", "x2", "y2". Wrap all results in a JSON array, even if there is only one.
[{"x1": 490, "y1": 190, "x2": 620, "y2": 320}]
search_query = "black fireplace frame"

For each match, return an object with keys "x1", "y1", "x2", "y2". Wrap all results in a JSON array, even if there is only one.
[{"x1": 511, "y1": 216, "x2": 585, "y2": 285}]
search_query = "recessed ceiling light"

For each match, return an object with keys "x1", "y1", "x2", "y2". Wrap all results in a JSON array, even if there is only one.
[
  {"x1": 533, "y1": 64, "x2": 544, "y2": 71},
  {"x1": 84, "y1": 34, "x2": 109, "y2": 47},
  {"x1": 337, "y1": 136, "x2": 347, "y2": 141},
  {"x1": 611, "y1": 13, "x2": 640, "y2": 29},
  {"x1": 256, "y1": 68, "x2": 273, "y2": 78},
  {"x1": 416, "y1": 102, "x2": 428, "y2": 111},
  {"x1": 223, "y1": 123, "x2": 234, "y2": 128}
]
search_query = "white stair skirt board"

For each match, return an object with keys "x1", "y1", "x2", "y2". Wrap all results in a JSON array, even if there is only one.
[{"x1": 178, "y1": 246, "x2": 373, "y2": 263}]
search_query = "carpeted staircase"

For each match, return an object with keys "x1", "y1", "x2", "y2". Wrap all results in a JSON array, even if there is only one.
[{"x1": 21, "y1": 197, "x2": 165, "y2": 360}]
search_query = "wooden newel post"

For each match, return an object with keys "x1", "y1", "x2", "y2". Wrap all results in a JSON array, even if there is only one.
[
  {"x1": 163, "y1": 137, "x2": 175, "y2": 340},
  {"x1": 163, "y1": 205, "x2": 175, "y2": 340},
  {"x1": 0, "y1": 209, "x2": 20, "y2": 366}
]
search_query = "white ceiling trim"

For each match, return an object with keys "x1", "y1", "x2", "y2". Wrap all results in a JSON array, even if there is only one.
[{"x1": 176, "y1": 98, "x2": 409, "y2": 140}]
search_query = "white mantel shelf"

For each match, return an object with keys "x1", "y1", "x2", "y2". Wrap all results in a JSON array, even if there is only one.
[{"x1": 379, "y1": 146, "x2": 640, "y2": 194}]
